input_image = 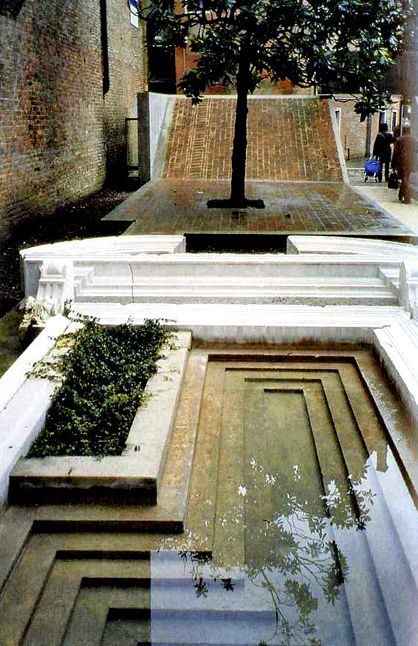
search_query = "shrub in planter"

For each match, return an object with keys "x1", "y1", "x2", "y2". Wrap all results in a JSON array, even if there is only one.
[{"x1": 28, "y1": 318, "x2": 170, "y2": 457}]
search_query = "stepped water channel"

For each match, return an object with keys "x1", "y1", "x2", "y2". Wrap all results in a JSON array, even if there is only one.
[
  {"x1": 2, "y1": 345, "x2": 417, "y2": 645},
  {"x1": 157, "y1": 351, "x2": 418, "y2": 646}
]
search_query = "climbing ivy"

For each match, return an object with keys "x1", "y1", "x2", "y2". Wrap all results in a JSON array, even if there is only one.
[{"x1": 28, "y1": 318, "x2": 171, "y2": 457}]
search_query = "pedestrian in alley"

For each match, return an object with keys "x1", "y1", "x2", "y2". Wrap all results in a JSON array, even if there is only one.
[
  {"x1": 372, "y1": 122, "x2": 394, "y2": 182},
  {"x1": 392, "y1": 126, "x2": 417, "y2": 204}
]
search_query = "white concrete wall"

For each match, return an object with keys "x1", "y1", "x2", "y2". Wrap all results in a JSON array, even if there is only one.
[{"x1": 149, "y1": 93, "x2": 172, "y2": 177}]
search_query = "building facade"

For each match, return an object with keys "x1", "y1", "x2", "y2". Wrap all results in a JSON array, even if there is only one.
[{"x1": 0, "y1": 0, "x2": 145, "y2": 236}]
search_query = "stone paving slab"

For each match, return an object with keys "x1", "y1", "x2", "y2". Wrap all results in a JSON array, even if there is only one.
[
  {"x1": 355, "y1": 183, "x2": 418, "y2": 234},
  {"x1": 102, "y1": 179, "x2": 412, "y2": 236}
]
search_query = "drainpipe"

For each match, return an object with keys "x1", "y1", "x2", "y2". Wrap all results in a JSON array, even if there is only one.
[{"x1": 100, "y1": 0, "x2": 110, "y2": 95}]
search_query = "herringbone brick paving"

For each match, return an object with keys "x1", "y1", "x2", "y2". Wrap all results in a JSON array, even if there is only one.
[{"x1": 164, "y1": 97, "x2": 342, "y2": 182}]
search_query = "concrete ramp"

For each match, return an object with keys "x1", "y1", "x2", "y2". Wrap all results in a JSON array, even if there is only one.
[{"x1": 162, "y1": 96, "x2": 344, "y2": 182}]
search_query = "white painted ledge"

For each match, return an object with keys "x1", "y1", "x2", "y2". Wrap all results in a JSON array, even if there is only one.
[
  {"x1": 0, "y1": 315, "x2": 69, "y2": 412},
  {"x1": 287, "y1": 235, "x2": 418, "y2": 258}
]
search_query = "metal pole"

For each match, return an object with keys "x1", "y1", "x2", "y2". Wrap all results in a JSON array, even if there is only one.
[{"x1": 365, "y1": 114, "x2": 372, "y2": 158}]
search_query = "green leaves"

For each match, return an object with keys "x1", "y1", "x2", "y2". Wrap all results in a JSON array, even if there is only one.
[
  {"x1": 27, "y1": 319, "x2": 171, "y2": 458},
  {"x1": 144, "y1": 0, "x2": 407, "y2": 115}
]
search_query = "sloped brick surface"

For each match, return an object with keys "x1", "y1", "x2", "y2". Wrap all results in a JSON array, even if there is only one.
[{"x1": 164, "y1": 97, "x2": 343, "y2": 181}]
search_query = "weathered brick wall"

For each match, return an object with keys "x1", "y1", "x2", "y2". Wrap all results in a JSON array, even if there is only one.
[
  {"x1": 105, "y1": 0, "x2": 145, "y2": 179},
  {"x1": 334, "y1": 96, "x2": 401, "y2": 160},
  {"x1": 164, "y1": 96, "x2": 343, "y2": 181},
  {"x1": 334, "y1": 100, "x2": 380, "y2": 160},
  {"x1": 0, "y1": 0, "x2": 144, "y2": 236}
]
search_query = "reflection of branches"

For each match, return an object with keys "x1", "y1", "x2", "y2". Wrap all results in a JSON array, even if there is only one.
[
  {"x1": 171, "y1": 454, "x2": 375, "y2": 645},
  {"x1": 231, "y1": 455, "x2": 372, "y2": 643},
  {"x1": 258, "y1": 569, "x2": 318, "y2": 643},
  {"x1": 194, "y1": 576, "x2": 209, "y2": 598}
]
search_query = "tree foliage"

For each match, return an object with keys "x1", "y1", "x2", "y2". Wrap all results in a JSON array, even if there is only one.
[
  {"x1": 140, "y1": 0, "x2": 409, "y2": 117},
  {"x1": 137, "y1": 0, "x2": 410, "y2": 205}
]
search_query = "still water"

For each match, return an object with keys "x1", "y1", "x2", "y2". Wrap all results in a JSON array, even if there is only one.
[{"x1": 105, "y1": 362, "x2": 418, "y2": 645}]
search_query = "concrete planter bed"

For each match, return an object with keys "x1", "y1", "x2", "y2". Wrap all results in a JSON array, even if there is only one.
[{"x1": 3, "y1": 323, "x2": 191, "y2": 505}]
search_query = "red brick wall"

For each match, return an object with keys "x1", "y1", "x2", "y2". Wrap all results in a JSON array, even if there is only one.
[
  {"x1": 0, "y1": 0, "x2": 145, "y2": 236},
  {"x1": 164, "y1": 97, "x2": 343, "y2": 181},
  {"x1": 174, "y1": 44, "x2": 313, "y2": 97}
]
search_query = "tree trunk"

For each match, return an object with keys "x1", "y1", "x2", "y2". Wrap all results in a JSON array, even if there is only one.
[
  {"x1": 207, "y1": 44, "x2": 263, "y2": 209},
  {"x1": 230, "y1": 46, "x2": 251, "y2": 206}
]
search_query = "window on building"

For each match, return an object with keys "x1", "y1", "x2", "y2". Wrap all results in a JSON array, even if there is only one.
[
  {"x1": 379, "y1": 111, "x2": 388, "y2": 124},
  {"x1": 334, "y1": 108, "x2": 341, "y2": 132},
  {"x1": 391, "y1": 110, "x2": 398, "y2": 131},
  {"x1": 130, "y1": 0, "x2": 139, "y2": 28}
]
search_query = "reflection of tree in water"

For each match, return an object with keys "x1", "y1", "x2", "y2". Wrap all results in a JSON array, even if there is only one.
[{"x1": 181, "y1": 455, "x2": 375, "y2": 645}]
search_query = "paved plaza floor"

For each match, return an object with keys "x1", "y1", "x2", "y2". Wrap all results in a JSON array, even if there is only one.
[
  {"x1": 346, "y1": 160, "x2": 418, "y2": 235},
  {"x1": 103, "y1": 178, "x2": 413, "y2": 237}
]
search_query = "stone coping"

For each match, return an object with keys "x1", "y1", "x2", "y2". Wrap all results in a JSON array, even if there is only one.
[
  {"x1": 20, "y1": 235, "x2": 186, "y2": 299},
  {"x1": 0, "y1": 315, "x2": 69, "y2": 412},
  {"x1": 9, "y1": 331, "x2": 191, "y2": 505},
  {"x1": 20, "y1": 235, "x2": 186, "y2": 258},
  {"x1": 287, "y1": 235, "x2": 418, "y2": 258},
  {"x1": 0, "y1": 315, "x2": 72, "y2": 506}
]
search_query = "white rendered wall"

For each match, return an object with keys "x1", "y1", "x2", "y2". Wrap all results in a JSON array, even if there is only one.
[{"x1": 149, "y1": 93, "x2": 173, "y2": 177}]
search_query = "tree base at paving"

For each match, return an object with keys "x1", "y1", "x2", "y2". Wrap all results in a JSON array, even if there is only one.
[{"x1": 207, "y1": 198, "x2": 265, "y2": 209}]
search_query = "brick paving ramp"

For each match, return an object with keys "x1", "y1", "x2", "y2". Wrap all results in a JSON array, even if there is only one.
[{"x1": 164, "y1": 96, "x2": 343, "y2": 182}]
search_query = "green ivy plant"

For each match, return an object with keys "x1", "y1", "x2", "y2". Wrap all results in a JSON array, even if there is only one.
[{"x1": 28, "y1": 318, "x2": 171, "y2": 458}]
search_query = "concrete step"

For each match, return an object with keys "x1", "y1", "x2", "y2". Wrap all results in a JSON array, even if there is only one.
[
  {"x1": 322, "y1": 381, "x2": 418, "y2": 645},
  {"x1": 78, "y1": 256, "x2": 384, "y2": 279},
  {"x1": 378, "y1": 266, "x2": 400, "y2": 291},
  {"x1": 75, "y1": 274, "x2": 397, "y2": 305},
  {"x1": 76, "y1": 287, "x2": 397, "y2": 306},
  {"x1": 145, "y1": 608, "x2": 278, "y2": 645},
  {"x1": 84, "y1": 277, "x2": 390, "y2": 290}
]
